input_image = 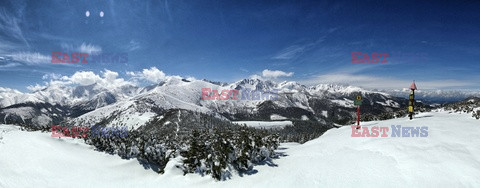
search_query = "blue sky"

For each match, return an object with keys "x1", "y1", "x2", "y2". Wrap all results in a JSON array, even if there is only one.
[{"x1": 0, "y1": 0, "x2": 479, "y2": 92}]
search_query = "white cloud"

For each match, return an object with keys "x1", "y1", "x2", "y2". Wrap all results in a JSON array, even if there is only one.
[
  {"x1": 0, "y1": 87, "x2": 21, "y2": 93},
  {"x1": 27, "y1": 84, "x2": 46, "y2": 92},
  {"x1": 249, "y1": 74, "x2": 264, "y2": 80},
  {"x1": 65, "y1": 69, "x2": 131, "y2": 88},
  {"x1": 262, "y1": 69, "x2": 294, "y2": 78},
  {"x1": 185, "y1": 76, "x2": 196, "y2": 82},
  {"x1": 127, "y1": 67, "x2": 166, "y2": 83},
  {"x1": 142, "y1": 67, "x2": 166, "y2": 82},
  {"x1": 126, "y1": 71, "x2": 136, "y2": 77},
  {"x1": 49, "y1": 80, "x2": 72, "y2": 87},
  {"x1": 37, "y1": 70, "x2": 133, "y2": 91},
  {"x1": 103, "y1": 69, "x2": 119, "y2": 82},
  {"x1": 98, "y1": 69, "x2": 132, "y2": 90},
  {"x1": 68, "y1": 71, "x2": 102, "y2": 86},
  {"x1": 42, "y1": 73, "x2": 62, "y2": 80}
]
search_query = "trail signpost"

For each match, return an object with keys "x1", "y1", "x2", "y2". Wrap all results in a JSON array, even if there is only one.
[
  {"x1": 408, "y1": 81, "x2": 417, "y2": 120},
  {"x1": 354, "y1": 96, "x2": 362, "y2": 106},
  {"x1": 354, "y1": 96, "x2": 362, "y2": 129}
]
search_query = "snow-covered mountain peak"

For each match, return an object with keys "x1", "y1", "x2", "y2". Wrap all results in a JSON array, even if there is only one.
[
  {"x1": 277, "y1": 81, "x2": 304, "y2": 89},
  {"x1": 231, "y1": 78, "x2": 277, "y2": 91}
]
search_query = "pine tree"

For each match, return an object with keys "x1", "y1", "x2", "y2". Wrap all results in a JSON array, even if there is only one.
[{"x1": 182, "y1": 130, "x2": 206, "y2": 174}]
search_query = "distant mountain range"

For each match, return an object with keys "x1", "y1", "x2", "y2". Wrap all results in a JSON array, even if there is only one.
[
  {"x1": 1, "y1": 76, "x2": 477, "y2": 129},
  {"x1": 382, "y1": 88, "x2": 480, "y2": 104}
]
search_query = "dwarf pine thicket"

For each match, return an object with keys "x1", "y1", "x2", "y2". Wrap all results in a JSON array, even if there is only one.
[{"x1": 80, "y1": 124, "x2": 280, "y2": 180}]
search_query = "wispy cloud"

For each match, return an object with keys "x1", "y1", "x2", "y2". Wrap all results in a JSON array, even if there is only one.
[
  {"x1": 272, "y1": 40, "x2": 322, "y2": 60},
  {"x1": 7, "y1": 52, "x2": 50, "y2": 64},
  {"x1": 78, "y1": 43, "x2": 102, "y2": 54},
  {"x1": 61, "y1": 42, "x2": 102, "y2": 54},
  {"x1": 272, "y1": 44, "x2": 310, "y2": 60},
  {"x1": 0, "y1": 51, "x2": 80, "y2": 69},
  {"x1": 126, "y1": 40, "x2": 140, "y2": 51},
  {"x1": 0, "y1": 40, "x2": 22, "y2": 54},
  {"x1": 272, "y1": 34, "x2": 329, "y2": 60},
  {"x1": 0, "y1": 8, "x2": 30, "y2": 49},
  {"x1": 0, "y1": 62, "x2": 20, "y2": 69}
]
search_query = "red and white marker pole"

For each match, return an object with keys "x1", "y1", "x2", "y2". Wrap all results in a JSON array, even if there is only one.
[
  {"x1": 356, "y1": 106, "x2": 361, "y2": 129},
  {"x1": 354, "y1": 96, "x2": 362, "y2": 129}
]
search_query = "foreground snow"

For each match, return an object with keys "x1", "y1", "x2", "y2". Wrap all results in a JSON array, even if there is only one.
[{"x1": 1, "y1": 111, "x2": 479, "y2": 187}]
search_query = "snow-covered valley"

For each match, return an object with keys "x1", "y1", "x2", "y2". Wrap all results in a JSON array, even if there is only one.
[{"x1": 1, "y1": 110, "x2": 479, "y2": 187}]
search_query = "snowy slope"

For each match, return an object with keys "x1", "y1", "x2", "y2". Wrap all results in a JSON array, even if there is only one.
[{"x1": 1, "y1": 110, "x2": 479, "y2": 187}]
